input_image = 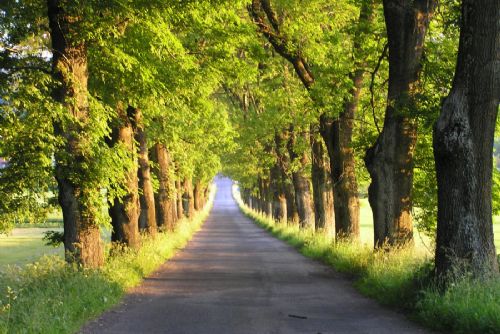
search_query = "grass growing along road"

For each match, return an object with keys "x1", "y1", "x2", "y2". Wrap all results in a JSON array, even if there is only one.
[
  {"x1": 0, "y1": 186, "x2": 216, "y2": 334},
  {"x1": 233, "y1": 185, "x2": 500, "y2": 334}
]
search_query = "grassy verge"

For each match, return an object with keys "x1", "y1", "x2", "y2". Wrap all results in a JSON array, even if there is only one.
[
  {"x1": 0, "y1": 186, "x2": 216, "y2": 334},
  {"x1": 232, "y1": 185, "x2": 500, "y2": 334}
]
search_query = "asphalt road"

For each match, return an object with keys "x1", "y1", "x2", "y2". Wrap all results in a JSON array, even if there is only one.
[{"x1": 81, "y1": 176, "x2": 430, "y2": 334}]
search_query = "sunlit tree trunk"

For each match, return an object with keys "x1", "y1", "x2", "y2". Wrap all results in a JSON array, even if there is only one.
[
  {"x1": 48, "y1": 0, "x2": 104, "y2": 267},
  {"x1": 134, "y1": 109, "x2": 157, "y2": 237},
  {"x1": 108, "y1": 106, "x2": 140, "y2": 249},
  {"x1": 311, "y1": 134, "x2": 334, "y2": 233},
  {"x1": 193, "y1": 180, "x2": 202, "y2": 211},
  {"x1": 152, "y1": 143, "x2": 175, "y2": 230},
  {"x1": 433, "y1": 0, "x2": 499, "y2": 280},
  {"x1": 175, "y1": 177, "x2": 184, "y2": 220},
  {"x1": 183, "y1": 177, "x2": 195, "y2": 218},
  {"x1": 364, "y1": 0, "x2": 435, "y2": 248},
  {"x1": 288, "y1": 129, "x2": 314, "y2": 229}
]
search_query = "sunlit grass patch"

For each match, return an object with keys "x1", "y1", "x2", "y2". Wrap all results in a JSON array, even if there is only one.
[{"x1": 0, "y1": 229, "x2": 64, "y2": 266}]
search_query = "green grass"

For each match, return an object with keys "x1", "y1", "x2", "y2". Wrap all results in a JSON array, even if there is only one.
[
  {"x1": 232, "y1": 186, "x2": 500, "y2": 334},
  {"x1": 0, "y1": 229, "x2": 64, "y2": 267},
  {"x1": 0, "y1": 187, "x2": 216, "y2": 334}
]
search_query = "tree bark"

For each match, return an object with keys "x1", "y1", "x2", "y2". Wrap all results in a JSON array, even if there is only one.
[
  {"x1": 108, "y1": 106, "x2": 141, "y2": 249},
  {"x1": 364, "y1": 0, "x2": 435, "y2": 248},
  {"x1": 310, "y1": 134, "x2": 335, "y2": 233},
  {"x1": 183, "y1": 177, "x2": 195, "y2": 219},
  {"x1": 433, "y1": 0, "x2": 499, "y2": 280},
  {"x1": 193, "y1": 180, "x2": 202, "y2": 211},
  {"x1": 275, "y1": 132, "x2": 299, "y2": 224},
  {"x1": 175, "y1": 177, "x2": 184, "y2": 220},
  {"x1": 152, "y1": 143, "x2": 175, "y2": 230},
  {"x1": 270, "y1": 164, "x2": 287, "y2": 223},
  {"x1": 135, "y1": 110, "x2": 157, "y2": 237},
  {"x1": 288, "y1": 129, "x2": 314, "y2": 229},
  {"x1": 48, "y1": 0, "x2": 104, "y2": 267}
]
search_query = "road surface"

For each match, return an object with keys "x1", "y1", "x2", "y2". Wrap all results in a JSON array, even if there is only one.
[{"x1": 81, "y1": 176, "x2": 429, "y2": 334}]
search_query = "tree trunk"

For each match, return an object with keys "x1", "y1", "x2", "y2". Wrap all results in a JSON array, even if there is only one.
[
  {"x1": 193, "y1": 181, "x2": 202, "y2": 211},
  {"x1": 433, "y1": 0, "x2": 499, "y2": 280},
  {"x1": 108, "y1": 106, "x2": 141, "y2": 249},
  {"x1": 270, "y1": 164, "x2": 287, "y2": 223},
  {"x1": 320, "y1": 115, "x2": 359, "y2": 238},
  {"x1": 152, "y1": 143, "x2": 175, "y2": 230},
  {"x1": 275, "y1": 133, "x2": 299, "y2": 224},
  {"x1": 48, "y1": 0, "x2": 104, "y2": 267},
  {"x1": 288, "y1": 129, "x2": 314, "y2": 229},
  {"x1": 319, "y1": 0, "x2": 372, "y2": 240},
  {"x1": 364, "y1": 0, "x2": 435, "y2": 248},
  {"x1": 135, "y1": 110, "x2": 157, "y2": 237},
  {"x1": 183, "y1": 177, "x2": 195, "y2": 218},
  {"x1": 311, "y1": 134, "x2": 335, "y2": 233},
  {"x1": 175, "y1": 178, "x2": 184, "y2": 220}
]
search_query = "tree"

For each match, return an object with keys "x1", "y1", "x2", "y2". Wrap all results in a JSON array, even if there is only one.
[
  {"x1": 364, "y1": 0, "x2": 436, "y2": 247},
  {"x1": 48, "y1": 0, "x2": 105, "y2": 267},
  {"x1": 433, "y1": 0, "x2": 499, "y2": 280}
]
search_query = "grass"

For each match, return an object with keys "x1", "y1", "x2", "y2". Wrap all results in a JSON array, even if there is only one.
[
  {"x1": 0, "y1": 229, "x2": 64, "y2": 267},
  {"x1": 232, "y1": 185, "x2": 500, "y2": 334},
  {"x1": 0, "y1": 186, "x2": 215, "y2": 334}
]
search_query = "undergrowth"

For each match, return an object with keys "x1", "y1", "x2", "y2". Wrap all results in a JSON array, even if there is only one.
[
  {"x1": 232, "y1": 185, "x2": 500, "y2": 334},
  {"x1": 0, "y1": 186, "x2": 215, "y2": 334}
]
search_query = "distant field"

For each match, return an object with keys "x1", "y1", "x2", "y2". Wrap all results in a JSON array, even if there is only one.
[{"x1": 0, "y1": 228, "x2": 64, "y2": 267}]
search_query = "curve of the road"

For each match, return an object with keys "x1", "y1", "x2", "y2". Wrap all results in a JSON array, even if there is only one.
[{"x1": 81, "y1": 176, "x2": 430, "y2": 334}]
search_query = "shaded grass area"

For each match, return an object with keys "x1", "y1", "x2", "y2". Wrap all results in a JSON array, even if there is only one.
[
  {"x1": 0, "y1": 187, "x2": 215, "y2": 334},
  {"x1": 233, "y1": 186, "x2": 500, "y2": 334}
]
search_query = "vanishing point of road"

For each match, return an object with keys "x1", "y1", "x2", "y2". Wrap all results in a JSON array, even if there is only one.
[{"x1": 81, "y1": 176, "x2": 430, "y2": 334}]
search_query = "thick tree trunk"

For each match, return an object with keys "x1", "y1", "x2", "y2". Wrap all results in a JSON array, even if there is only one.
[
  {"x1": 258, "y1": 177, "x2": 272, "y2": 217},
  {"x1": 364, "y1": 0, "x2": 435, "y2": 248},
  {"x1": 135, "y1": 110, "x2": 157, "y2": 237},
  {"x1": 311, "y1": 134, "x2": 335, "y2": 233},
  {"x1": 270, "y1": 164, "x2": 287, "y2": 223},
  {"x1": 288, "y1": 129, "x2": 314, "y2": 229},
  {"x1": 175, "y1": 178, "x2": 184, "y2": 220},
  {"x1": 48, "y1": 0, "x2": 103, "y2": 267},
  {"x1": 320, "y1": 115, "x2": 359, "y2": 238},
  {"x1": 152, "y1": 143, "x2": 175, "y2": 230},
  {"x1": 275, "y1": 133, "x2": 299, "y2": 224},
  {"x1": 433, "y1": 0, "x2": 499, "y2": 280},
  {"x1": 193, "y1": 181, "x2": 202, "y2": 211},
  {"x1": 183, "y1": 177, "x2": 195, "y2": 219},
  {"x1": 108, "y1": 106, "x2": 140, "y2": 249}
]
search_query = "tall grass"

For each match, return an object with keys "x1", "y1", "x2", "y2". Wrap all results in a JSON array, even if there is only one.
[
  {"x1": 233, "y1": 185, "x2": 500, "y2": 334},
  {"x1": 0, "y1": 186, "x2": 215, "y2": 334}
]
